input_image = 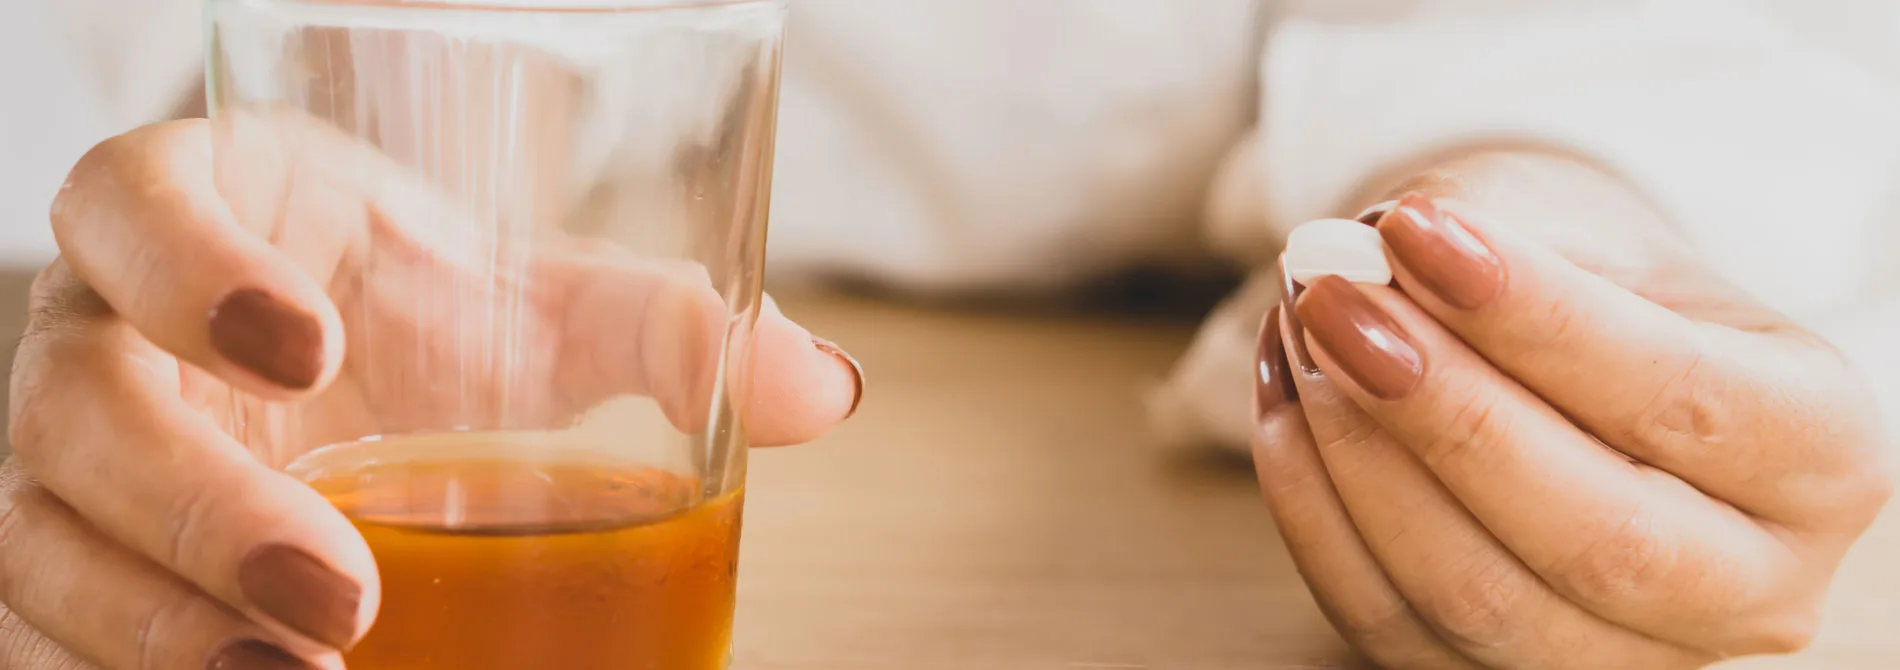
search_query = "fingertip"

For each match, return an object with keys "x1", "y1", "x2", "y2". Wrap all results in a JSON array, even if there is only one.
[
  {"x1": 809, "y1": 336, "x2": 865, "y2": 421},
  {"x1": 47, "y1": 117, "x2": 351, "y2": 401},
  {"x1": 745, "y1": 310, "x2": 862, "y2": 446},
  {"x1": 236, "y1": 543, "x2": 365, "y2": 650},
  {"x1": 238, "y1": 468, "x2": 383, "y2": 649}
]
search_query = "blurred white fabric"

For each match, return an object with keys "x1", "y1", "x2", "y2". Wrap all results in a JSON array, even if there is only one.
[
  {"x1": 1183, "y1": 0, "x2": 1900, "y2": 449},
  {"x1": 3, "y1": 0, "x2": 1898, "y2": 451},
  {"x1": 0, "y1": 0, "x2": 201, "y2": 263}
]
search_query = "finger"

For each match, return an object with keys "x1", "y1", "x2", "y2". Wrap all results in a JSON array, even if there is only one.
[
  {"x1": 1375, "y1": 193, "x2": 1884, "y2": 525},
  {"x1": 11, "y1": 299, "x2": 379, "y2": 650},
  {"x1": 553, "y1": 255, "x2": 861, "y2": 447},
  {"x1": 50, "y1": 119, "x2": 348, "y2": 398},
  {"x1": 1254, "y1": 409, "x2": 1477, "y2": 670},
  {"x1": 52, "y1": 114, "x2": 859, "y2": 448},
  {"x1": 749, "y1": 295, "x2": 865, "y2": 445},
  {"x1": 0, "y1": 463, "x2": 340, "y2": 670},
  {"x1": 1294, "y1": 275, "x2": 1817, "y2": 655},
  {"x1": 1251, "y1": 311, "x2": 1478, "y2": 670},
  {"x1": 0, "y1": 604, "x2": 93, "y2": 670},
  {"x1": 1281, "y1": 304, "x2": 1705, "y2": 669}
]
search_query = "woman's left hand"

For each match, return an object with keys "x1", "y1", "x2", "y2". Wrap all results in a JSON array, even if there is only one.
[{"x1": 1252, "y1": 181, "x2": 1894, "y2": 669}]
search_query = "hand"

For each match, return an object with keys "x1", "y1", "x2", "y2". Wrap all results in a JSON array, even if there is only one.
[
  {"x1": 1251, "y1": 167, "x2": 1893, "y2": 667},
  {"x1": 2, "y1": 119, "x2": 863, "y2": 669}
]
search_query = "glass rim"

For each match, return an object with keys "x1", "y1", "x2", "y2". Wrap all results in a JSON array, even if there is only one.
[{"x1": 216, "y1": 0, "x2": 785, "y2": 13}]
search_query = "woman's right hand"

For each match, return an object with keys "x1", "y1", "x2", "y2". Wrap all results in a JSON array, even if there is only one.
[{"x1": 2, "y1": 118, "x2": 863, "y2": 669}]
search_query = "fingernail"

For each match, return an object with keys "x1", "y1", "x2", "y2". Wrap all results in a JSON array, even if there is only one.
[
  {"x1": 209, "y1": 289, "x2": 324, "y2": 390},
  {"x1": 1255, "y1": 305, "x2": 1298, "y2": 419},
  {"x1": 238, "y1": 544, "x2": 361, "y2": 649},
  {"x1": 811, "y1": 336, "x2": 864, "y2": 419},
  {"x1": 1278, "y1": 255, "x2": 1319, "y2": 375},
  {"x1": 1377, "y1": 193, "x2": 1504, "y2": 309},
  {"x1": 1294, "y1": 275, "x2": 1424, "y2": 400},
  {"x1": 206, "y1": 639, "x2": 316, "y2": 670}
]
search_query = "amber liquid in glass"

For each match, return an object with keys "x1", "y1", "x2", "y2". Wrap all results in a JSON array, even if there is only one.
[{"x1": 297, "y1": 433, "x2": 742, "y2": 670}]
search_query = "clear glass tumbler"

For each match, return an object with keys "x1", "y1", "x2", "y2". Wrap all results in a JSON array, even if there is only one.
[{"x1": 204, "y1": 1, "x2": 787, "y2": 668}]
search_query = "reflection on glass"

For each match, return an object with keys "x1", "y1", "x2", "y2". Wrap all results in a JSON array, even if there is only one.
[{"x1": 207, "y1": 1, "x2": 787, "y2": 667}]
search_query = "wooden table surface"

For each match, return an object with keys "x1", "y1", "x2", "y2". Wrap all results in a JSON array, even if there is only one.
[
  {"x1": 1, "y1": 272, "x2": 1895, "y2": 669},
  {"x1": 731, "y1": 293, "x2": 1900, "y2": 670}
]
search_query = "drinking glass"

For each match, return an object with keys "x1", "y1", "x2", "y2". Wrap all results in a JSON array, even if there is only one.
[{"x1": 205, "y1": 1, "x2": 787, "y2": 667}]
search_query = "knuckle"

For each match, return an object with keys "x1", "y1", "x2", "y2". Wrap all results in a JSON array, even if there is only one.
[
  {"x1": 0, "y1": 461, "x2": 36, "y2": 497},
  {"x1": 4, "y1": 381, "x2": 51, "y2": 467},
  {"x1": 58, "y1": 121, "x2": 199, "y2": 198},
  {"x1": 0, "y1": 480, "x2": 59, "y2": 631},
  {"x1": 51, "y1": 120, "x2": 207, "y2": 275},
  {"x1": 1311, "y1": 591, "x2": 1482, "y2": 669},
  {"x1": 133, "y1": 590, "x2": 203, "y2": 670},
  {"x1": 1314, "y1": 413, "x2": 1384, "y2": 454},
  {"x1": 0, "y1": 604, "x2": 32, "y2": 662},
  {"x1": 1547, "y1": 508, "x2": 1676, "y2": 607},
  {"x1": 1529, "y1": 291, "x2": 1591, "y2": 348},
  {"x1": 0, "y1": 490, "x2": 30, "y2": 588},
  {"x1": 0, "y1": 606, "x2": 89, "y2": 670},
  {"x1": 1304, "y1": 417, "x2": 1388, "y2": 483},
  {"x1": 1253, "y1": 454, "x2": 1337, "y2": 513},
  {"x1": 1251, "y1": 453, "x2": 1315, "y2": 500},
  {"x1": 27, "y1": 261, "x2": 71, "y2": 311},
  {"x1": 1415, "y1": 555, "x2": 1527, "y2": 651},
  {"x1": 51, "y1": 131, "x2": 149, "y2": 237},
  {"x1": 24, "y1": 261, "x2": 111, "y2": 331},
  {"x1": 0, "y1": 464, "x2": 47, "y2": 562},
  {"x1": 54, "y1": 136, "x2": 128, "y2": 215},
  {"x1": 1416, "y1": 385, "x2": 1513, "y2": 470},
  {"x1": 7, "y1": 333, "x2": 110, "y2": 472},
  {"x1": 1323, "y1": 595, "x2": 1418, "y2": 649},
  {"x1": 1633, "y1": 353, "x2": 1734, "y2": 454},
  {"x1": 5, "y1": 346, "x2": 78, "y2": 468},
  {"x1": 11, "y1": 279, "x2": 59, "y2": 455},
  {"x1": 160, "y1": 477, "x2": 226, "y2": 572}
]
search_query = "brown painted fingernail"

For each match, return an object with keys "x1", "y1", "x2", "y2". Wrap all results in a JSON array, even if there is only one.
[
  {"x1": 811, "y1": 336, "x2": 865, "y2": 419},
  {"x1": 206, "y1": 639, "x2": 316, "y2": 670},
  {"x1": 1377, "y1": 193, "x2": 1504, "y2": 309},
  {"x1": 1278, "y1": 255, "x2": 1319, "y2": 375},
  {"x1": 1294, "y1": 275, "x2": 1424, "y2": 400},
  {"x1": 1255, "y1": 305, "x2": 1299, "y2": 419},
  {"x1": 238, "y1": 544, "x2": 361, "y2": 649},
  {"x1": 209, "y1": 289, "x2": 324, "y2": 390}
]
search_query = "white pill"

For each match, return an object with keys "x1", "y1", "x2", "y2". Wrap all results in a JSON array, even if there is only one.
[{"x1": 1284, "y1": 218, "x2": 1392, "y2": 286}]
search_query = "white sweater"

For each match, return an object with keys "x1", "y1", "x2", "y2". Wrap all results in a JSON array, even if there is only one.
[{"x1": 3, "y1": 0, "x2": 1897, "y2": 450}]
